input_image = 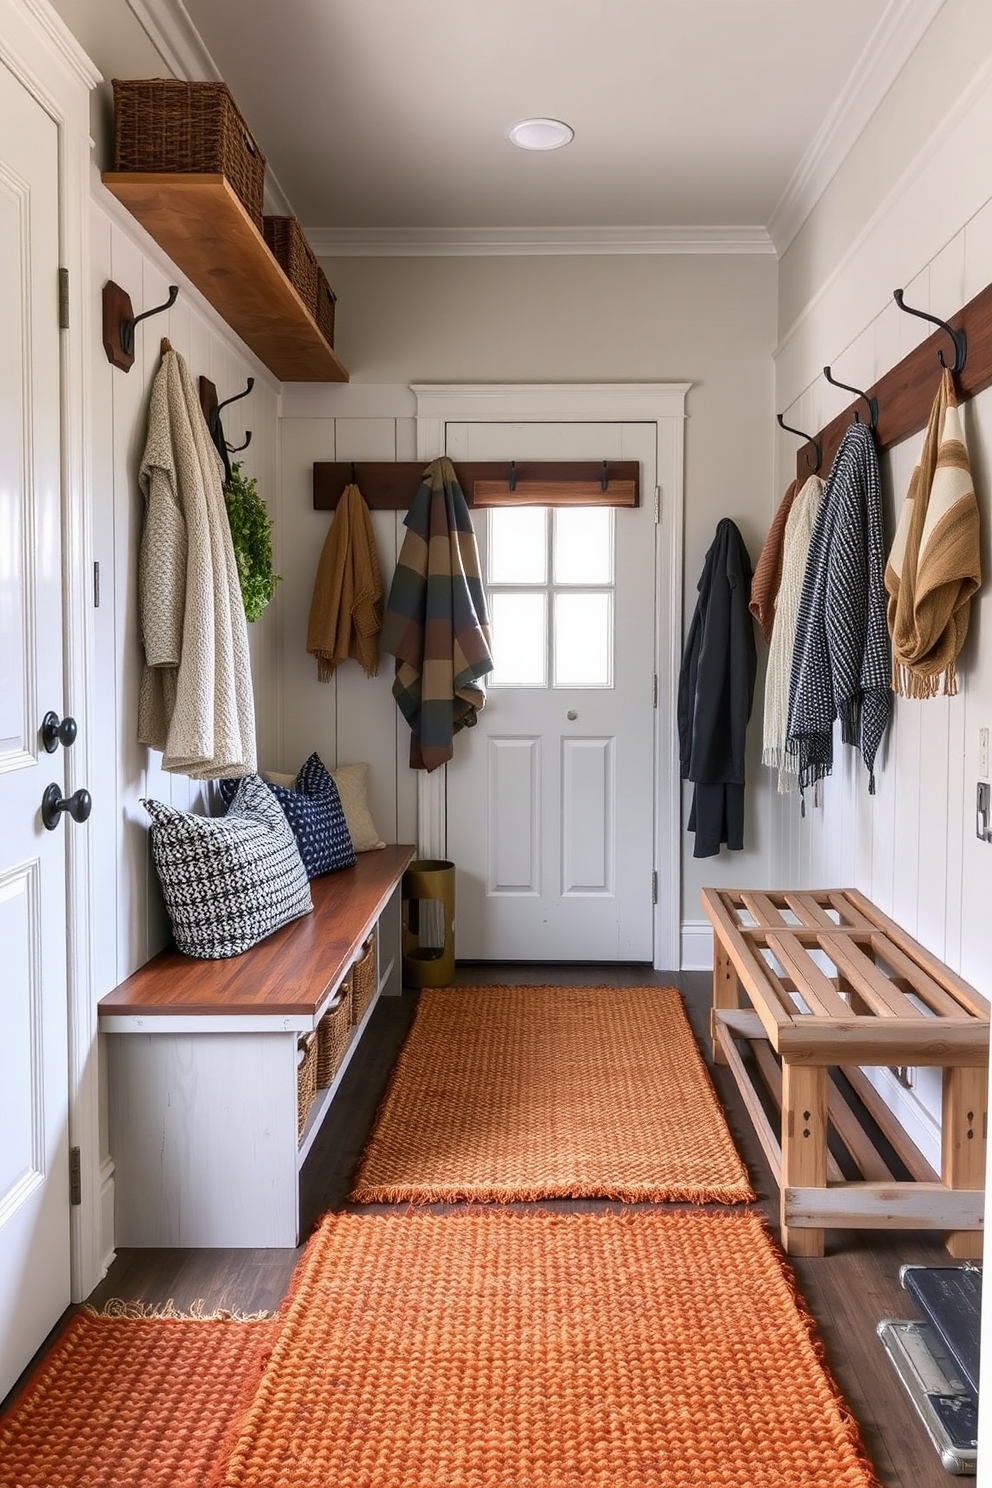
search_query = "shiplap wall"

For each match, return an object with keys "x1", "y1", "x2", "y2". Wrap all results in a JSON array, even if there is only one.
[
  {"x1": 88, "y1": 181, "x2": 281, "y2": 1257},
  {"x1": 274, "y1": 397, "x2": 419, "y2": 848},
  {"x1": 770, "y1": 59, "x2": 992, "y2": 1164}
]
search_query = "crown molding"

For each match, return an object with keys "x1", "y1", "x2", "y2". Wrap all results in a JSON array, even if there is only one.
[
  {"x1": 767, "y1": 0, "x2": 948, "y2": 255},
  {"x1": 306, "y1": 224, "x2": 775, "y2": 258}
]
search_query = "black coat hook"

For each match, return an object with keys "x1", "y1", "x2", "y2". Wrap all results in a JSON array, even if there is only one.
[
  {"x1": 822, "y1": 366, "x2": 878, "y2": 431},
  {"x1": 892, "y1": 288, "x2": 967, "y2": 373},
  {"x1": 350, "y1": 461, "x2": 357, "y2": 483},
  {"x1": 120, "y1": 285, "x2": 179, "y2": 356},
  {"x1": 216, "y1": 376, "x2": 255, "y2": 415},
  {"x1": 776, "y1": 413, "x2": 822, "y2": 474},
  {"x1": 103, "y1": 281, "x2": 179, "y2": 372},
  {"x1": 226, "y1": 430, "x2": 252, "y2": 453},
  {"x1": 509, "y1": 460, "x2": 517, "y2": 493},
  {"x1": 600, "y1": 460, "x2": 609, "y2": 492}
]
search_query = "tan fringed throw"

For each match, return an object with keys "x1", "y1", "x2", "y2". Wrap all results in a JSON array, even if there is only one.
[
  {"x1": 307, "y1": 483, "x2": 383, "y2": 681},
  {"x1": 749, "y1": 477, "x2": 800, "y2": 643},
  {"x1": 885, "y1": 368, "x2": 981, "y2": 697}
]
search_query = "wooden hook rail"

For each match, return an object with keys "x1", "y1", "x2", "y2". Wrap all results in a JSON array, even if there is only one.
[
  {"x1": 796, "y1": 278, "x2": 992, "y2": 479},
  {"x1": 313, "y1": 460, "x2": 640, "y2": 511}
]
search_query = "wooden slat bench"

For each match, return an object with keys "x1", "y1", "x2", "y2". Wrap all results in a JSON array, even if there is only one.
[
  {"x1": 99, "y1": 845, "x2": 414, "y2": 1249},
  {"x1": 701, "y1": 887, "x2": 989, "y2": 1258}
]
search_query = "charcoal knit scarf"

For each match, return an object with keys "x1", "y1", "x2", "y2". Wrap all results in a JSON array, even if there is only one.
[{"x1": 787, "y1": 420, "x2": 891, "y2": 793}]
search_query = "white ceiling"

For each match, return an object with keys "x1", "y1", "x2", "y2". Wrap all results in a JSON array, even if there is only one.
[{"x1": 159, "y1": 0, "x2": 943, "y2": 254}]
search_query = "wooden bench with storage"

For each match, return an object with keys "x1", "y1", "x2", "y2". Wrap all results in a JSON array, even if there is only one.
[
  {"x1": 701, "y1": 887, "x2": 989, "y2": 1258},
  {"x1": 99, "y1": 845, "x2": 414, "y2": 1248}
]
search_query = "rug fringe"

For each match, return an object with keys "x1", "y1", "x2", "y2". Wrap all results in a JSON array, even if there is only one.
[{"x1": 86, "y1": 1298, "x2": 273, "y2": 1322}]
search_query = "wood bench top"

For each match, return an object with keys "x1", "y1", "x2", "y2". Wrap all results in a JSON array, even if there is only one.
[
  {"x1": 99, "y1": 845, "x2": 414, "y2": 1021},
  {"x1": 702, "y1": 886, "x2": 990, "y2": 1062}
]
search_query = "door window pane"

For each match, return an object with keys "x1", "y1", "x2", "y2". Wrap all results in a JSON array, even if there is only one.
[
  {"x1": 554, "y1": 508, "x2": 614, "y2": 585},
  {"x1": 489, "y1": 591, "x2": 548, "y2": 687},
  {"x1": 554, "y1": 592, "x2": 613, "y2": 687},
  {"x1": 488, "y1": 508, "x2": 547, "y2": 585}
]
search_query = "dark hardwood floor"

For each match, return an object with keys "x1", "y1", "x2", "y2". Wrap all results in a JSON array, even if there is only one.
[{"x1": 8, "y1": 965, "x2": 963, "y2": 1486}]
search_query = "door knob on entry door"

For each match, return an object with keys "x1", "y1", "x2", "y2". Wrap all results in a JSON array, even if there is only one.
[
  {"x1": 41, "y1": 783, "x2": 92, "y2": 831},
  {"x1": 40, "y1": 711, "x2": 78, "y2": 752}
]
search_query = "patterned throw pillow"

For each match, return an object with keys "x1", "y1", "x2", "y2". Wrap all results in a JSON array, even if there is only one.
[
  {"x1": 217, "y1": 755, "x2": 356, "y2": 878},
  {"x1": 142, "y1": 776, "x2": 313, "y2": 959}
]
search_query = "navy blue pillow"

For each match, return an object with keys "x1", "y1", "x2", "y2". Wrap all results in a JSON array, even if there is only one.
[{"x1": 217, "y1": 756, "x2": 355, "y2": 878}]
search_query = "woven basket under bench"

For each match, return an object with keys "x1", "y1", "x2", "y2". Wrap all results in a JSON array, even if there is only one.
[
  {"x1": 316, "y1": 980, "x2": 352, "y2": 1088},
  {"x1": 351, "y1": 935, "x2": 377, "y2": 1026},
  {"x1": 112, "y1": 79, "x2": 266, "y2": 228}
]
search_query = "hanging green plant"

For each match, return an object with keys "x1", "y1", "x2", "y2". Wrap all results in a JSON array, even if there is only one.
[{"x1": 223, "y1": 461, "x2": 281, "y2": 622}]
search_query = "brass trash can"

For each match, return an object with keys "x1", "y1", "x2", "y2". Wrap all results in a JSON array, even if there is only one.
[{"x1": 402, "y1": 859, "x2": 455, "y2": 988}]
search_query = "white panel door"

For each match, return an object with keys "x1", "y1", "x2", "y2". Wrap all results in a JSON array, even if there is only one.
[
  {"x1": 446, "y1": 422, "x2": 657, "y2": 960},
  {"x1": 0, "y1": 66, "x2": 71, "y2": 1400}
]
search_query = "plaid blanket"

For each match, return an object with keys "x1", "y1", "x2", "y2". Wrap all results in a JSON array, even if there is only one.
[
  {"x1": 787, "y1": 420, "x2": 891, "y2": 794},
  {"x1": 885, "y1": 368, "x2": 981, "y2": 697},
  {"x1": 381, "y1": 457, "x2": 493, "y2": 771}
]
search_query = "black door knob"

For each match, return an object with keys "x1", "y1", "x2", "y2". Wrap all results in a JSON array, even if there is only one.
[
  {"x1": 41, "y1": 783, "x2": 92, "y2": 831},
  {"x1": 41, "y1": 711, "x2": 78, "y2": 752}
]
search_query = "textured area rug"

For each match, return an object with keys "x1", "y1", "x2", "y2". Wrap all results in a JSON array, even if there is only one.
[
  {"x1": 222, "y1": 1209, "x2": 880, "y2": 1488},
  {"x1": 350, "y1": 984, "x2": 753, "y2": 1203},
  {"x1": 0, "y1": 1309, "x2": 277, "y2": 1488}
]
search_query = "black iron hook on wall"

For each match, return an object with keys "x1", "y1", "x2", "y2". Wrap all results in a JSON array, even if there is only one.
[
  {"x1": 892, "y1": 288, "x2": 967, "y2": 373},
  {"x1": 822, "y1": 365, "x2": 879, "y2": 431},
  {"x1": 776, "y1": 413, "x2": 822, "y2": 474},
  {"x1": 102, "y1": 281, "x2": 179, "y2": 372}
]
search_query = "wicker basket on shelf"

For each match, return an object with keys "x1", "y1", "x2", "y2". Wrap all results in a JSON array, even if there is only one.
[
  {"x1": 263, "y1": 216, "x2": 319, "y2": 314},
  {"x1": 112, "y1": 79, "x2": 266, "y2": 227},
  {"x1": 316, "y1": 980, "x2": 352, "y2": 1088},
  {"x1": 296, "y1": 1032, "x2": 317, "y2": 1143},
  {"x1": 350, "y1": 935, "x2": 377, "y2": 1026},
  {"x1": 314, "y1": 267, "x2": 337, "y2": 346}
]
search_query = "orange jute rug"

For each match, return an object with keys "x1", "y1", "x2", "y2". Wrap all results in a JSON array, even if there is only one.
[
  {"x1": 0, "y1": 1308, "x2": 278, "y2": 1488},
  {"x1": 350, "y1": 984, "x2": 753, "y2": 1204},
  {"x1": 220, "y1": 1209, "x2": 881, "y2": 1488}
]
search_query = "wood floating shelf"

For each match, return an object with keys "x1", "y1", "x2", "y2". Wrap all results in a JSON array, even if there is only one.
[
  {"x1": 797, "y1": 278, "x2": 992, "y2": 478},
  {"x1": 313, "y1": 460, "x2": 640, "y2": 510},
  {"x1": 101, "y1": 173, "x2": 349, "y2": 384}
]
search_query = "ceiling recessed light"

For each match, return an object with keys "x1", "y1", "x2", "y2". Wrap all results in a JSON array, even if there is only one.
[{"x1": 506, "y1": 118, "x2": 574, "y2": 151}]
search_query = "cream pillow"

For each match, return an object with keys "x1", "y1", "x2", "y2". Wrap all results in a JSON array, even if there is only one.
[
  {"x1": 329, "y1": 763, "x2": 385, "y2": 851},
  {"x1": 264, "y1": 761, "x2": 385, "y2": 852}
]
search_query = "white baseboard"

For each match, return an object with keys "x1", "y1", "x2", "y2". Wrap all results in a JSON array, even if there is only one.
[{"x1": 680, "y1": 920, "x2": 713, "y2": 972}]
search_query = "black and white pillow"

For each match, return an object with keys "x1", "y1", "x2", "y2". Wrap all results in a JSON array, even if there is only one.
[
  {"x1": 217, "y1": 754, "x2": 356, "y2": 878},
  {"x1": 142, "y1": 776, "x2": 313, "y2": 959}
]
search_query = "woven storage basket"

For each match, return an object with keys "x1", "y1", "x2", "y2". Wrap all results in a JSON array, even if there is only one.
[
  {"x1": 112, "y1": 79, "x2": 266, "y2": 227},
  {"x1": 351, "y1": 935, "x2": 377, "y2": 1026},
  {"x1": 316, "y1": 980, "x2": 352, "y2": 1088},
  {"x1": 314, "y1": 268, "x2": 337, "y2": 347},
  {"x1": 263, "y1": 216, "x2": 319, "y2": 314},
  {"x1": 296, "y1": 1032, "x2": 317, "y2": 1143}
]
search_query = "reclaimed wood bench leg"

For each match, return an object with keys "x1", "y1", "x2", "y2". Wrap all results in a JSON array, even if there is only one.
[
  {"x1": 941, "y1": 1064, "x2": 987, "y2": 1260},
  {"x1": 711, "y1": 936, "x2": 740, "y2": 1066},
  {"x1": 780, "y1": 1061, "x2": 827, "y2": 1257}
]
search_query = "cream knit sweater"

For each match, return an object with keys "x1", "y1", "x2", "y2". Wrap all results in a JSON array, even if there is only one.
[{"x1": 761, "y1": 474, "x2": 823, "y2": 792}]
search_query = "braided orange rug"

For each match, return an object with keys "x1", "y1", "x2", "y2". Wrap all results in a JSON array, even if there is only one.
[
  {"x1": 350, "y1": 984, "x2": 752, "y2": 1203},
  {"x1": 221, "y1": 1209, "x2": 880, "y2": 1488},
  {"x1": 0, "y1": 1309, "x2": 277, "y2": 1488}
]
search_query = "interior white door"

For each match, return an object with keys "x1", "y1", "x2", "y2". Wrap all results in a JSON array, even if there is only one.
[
  {"x1": 446, "y1": 422, "x2": 657, "y2": 961},
  {"x1": 0, "y1": 66, "x2": 71, "y2": 1401}
]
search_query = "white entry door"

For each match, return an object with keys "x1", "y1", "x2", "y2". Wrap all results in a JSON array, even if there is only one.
[
  {"x1": 0, "y1": 65, "x2": 71, "y2": 1401},
  {"x1": 446, "y1": 422, "x2": 657, "y2": 961}
]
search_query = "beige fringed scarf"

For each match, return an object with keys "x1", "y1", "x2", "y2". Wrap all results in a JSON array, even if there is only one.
[
  {"x1": 761, "y1": 474, "x2": 823, "y2": 791},
  {"x1": 307, "y1": 483, "x2": 383, "y2": 681},
  {"x1": 885, "y1": 368, "x2": 981, "y2": 697}
]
